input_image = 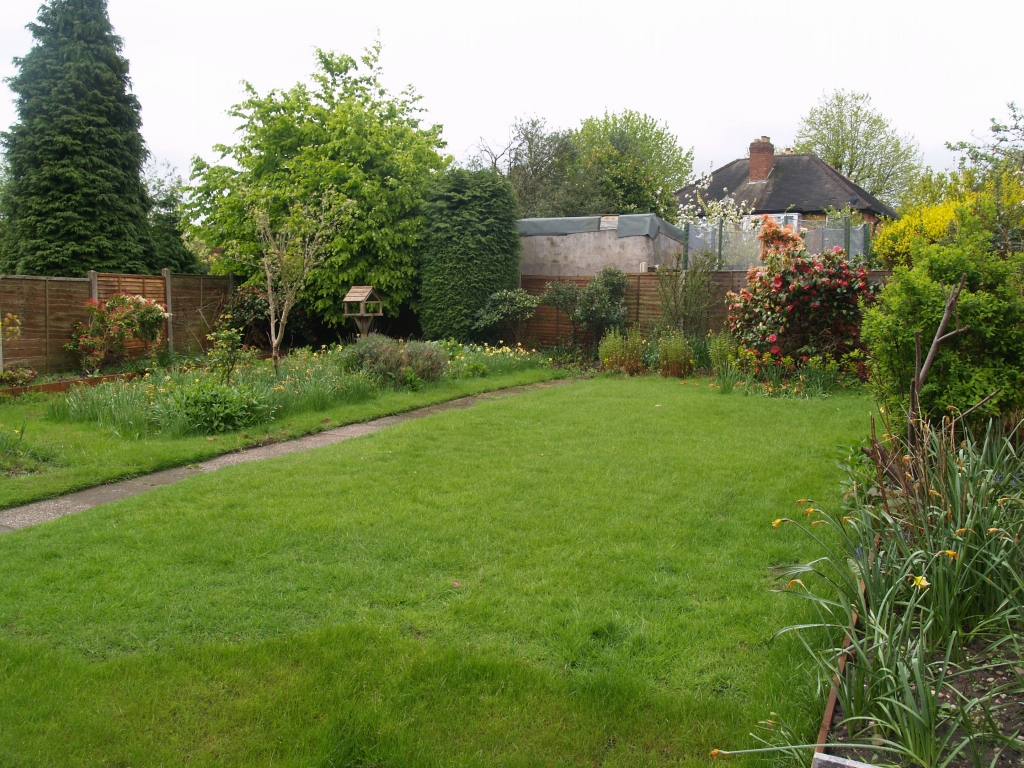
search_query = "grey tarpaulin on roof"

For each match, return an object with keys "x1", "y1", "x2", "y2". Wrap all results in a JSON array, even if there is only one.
[
  {"x1": 517, "y1": 214, "x2": 686, "y2": 243},
  {"x1": 516, "y1": 216, "x2": 600, "y2": 237}
]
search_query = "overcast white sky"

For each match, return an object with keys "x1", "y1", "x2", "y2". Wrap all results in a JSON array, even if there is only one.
[{"x1": 1, "y1": 0, "x2": 1021, "y2": 181}]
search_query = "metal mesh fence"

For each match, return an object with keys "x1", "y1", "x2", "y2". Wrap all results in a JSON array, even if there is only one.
[{"x1": 683, "y1": 221, "x2": 872, "y2": 269}]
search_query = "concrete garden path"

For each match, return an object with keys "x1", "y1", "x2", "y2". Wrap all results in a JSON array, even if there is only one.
[{"x1": 0, "y1": 380, "x2": 572, "y2": 534}]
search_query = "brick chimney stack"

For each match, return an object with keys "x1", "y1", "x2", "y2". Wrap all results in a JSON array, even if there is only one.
[{"x1": 749, "y1": 136, "x2": 775, "y2": 182}]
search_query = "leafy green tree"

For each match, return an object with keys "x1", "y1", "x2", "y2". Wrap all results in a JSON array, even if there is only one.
[
  {"x1": 145, "y1": 163, "x2": 200, "y2": 274},
  {"x1": 419, "y1": 169, "x2": 521, "y2": 341},
  {"x1": 948, "y1": 101, "x2": 1024, "y2": 175},
  {"x1": 794, "y1": 90, "x2": 923, "y2": 209},
  {"x1": 573, "y1": 111, "x2": 692, "y2": 222},
  {"x1": 475, "y1": 111, "x2": 692, "y2": 221},
  {"x1": 186, "y1": 46, "x2": 448, "y2": 326},
  {"x1": 1, "y1": 0, "x2": 153, "y2": 276}
]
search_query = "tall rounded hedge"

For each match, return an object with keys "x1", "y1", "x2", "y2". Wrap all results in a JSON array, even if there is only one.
[{"x1": 419, "y1": 169, "x2": 521, "y2": 341}]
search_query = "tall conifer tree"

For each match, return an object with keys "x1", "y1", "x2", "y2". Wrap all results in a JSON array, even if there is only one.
[{"x1": 1, "y1": 0, "x2": 153, "y2": 276}]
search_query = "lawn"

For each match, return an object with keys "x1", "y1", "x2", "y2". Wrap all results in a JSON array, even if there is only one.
[
  {"x1": 0, "y1": 377, "x2": 873, "y2": 766},
  {"x1": 0, "y1": 367, "x2": 559, "y2": 510}
]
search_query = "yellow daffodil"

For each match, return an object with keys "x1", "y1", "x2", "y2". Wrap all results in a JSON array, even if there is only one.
[
  {"x1": 772, "y1": 519, "x2": 786, "y2": 529},
  {"x1": 912, "y1": 575, "x2": 930, "y2": 589},
  {"x1": 940, "y1": 550, "x2": 958, "y2": 560}
]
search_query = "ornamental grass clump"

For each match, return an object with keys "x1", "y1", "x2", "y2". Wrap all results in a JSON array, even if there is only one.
[
  {"x1": 599, "y1": 326, "x2": 647, "y2": 375},
  {"x1": 744, "y1": 417, "x2": 1024, "y2": 766},
  {"x1": 0, "y1": 420, "x2": 56, "y2": 474},
  {"x1": 658, "y1": 331, "x2": 693, "y2": 378},
  {"x1": 598, "y1": 329, "x2": 625, "y2": 371}
]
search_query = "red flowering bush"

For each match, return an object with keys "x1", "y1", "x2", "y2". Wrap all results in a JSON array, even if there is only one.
[
  {"x1": 727, "y1": 216, "x2": 878, "y2": 363},
  {"x1": 66, "y1": 293, "x2": 169, "y2": 372}
]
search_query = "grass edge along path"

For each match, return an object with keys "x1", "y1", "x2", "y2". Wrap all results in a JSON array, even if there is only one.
[
  {"x1": 0, "y1": 378, "x2": 873, "y2": 766},
  {"x1": 0, "y1": 368, "x2": 563, "y2": 510},
  {"x1": 0, "y1": 378, "x2": 573, "y2": 532}
]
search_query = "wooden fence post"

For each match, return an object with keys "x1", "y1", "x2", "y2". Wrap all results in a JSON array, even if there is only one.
[
  {"x1": 161, "y1": 268, "x2": 174, "y2": 352},
  {"x1": 44, "y1": 278, "x2": 50, "y2": 374},
  {"x1": 88, "y1": 270, "x2": 98, "y2": 300},
  {"x1": 717, "y1": 219, "x2": 724, "y2": 268},
  {"x1": 683, "y1": 223, "x2": 690, "y2": 269}
]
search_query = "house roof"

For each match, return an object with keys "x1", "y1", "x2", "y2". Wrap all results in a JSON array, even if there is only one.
[{"x1": 674, "y1": 154, "x2": 898, "y2": 220}]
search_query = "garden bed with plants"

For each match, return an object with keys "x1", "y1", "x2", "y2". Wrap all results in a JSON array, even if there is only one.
[{"x1": 0, "y1": 335, "x2": 556, "y2": 508}]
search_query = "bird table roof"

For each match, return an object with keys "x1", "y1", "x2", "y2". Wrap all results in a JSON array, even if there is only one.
[{"x1": 342, "y1": 286, "x2": 377, "y2": 302}]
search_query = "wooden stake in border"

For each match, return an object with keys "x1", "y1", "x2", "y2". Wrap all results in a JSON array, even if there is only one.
[{"x1": 161, "y1": 268, "x2": 174, "y2": 352}]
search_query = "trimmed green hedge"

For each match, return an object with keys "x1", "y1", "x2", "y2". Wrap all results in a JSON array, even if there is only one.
[{"x1": 419, "y1": 169, "x2": 520, "y2": 341}]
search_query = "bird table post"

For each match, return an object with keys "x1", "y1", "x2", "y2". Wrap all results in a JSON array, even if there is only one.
[{"x1": 342, "y1": 286, "x2": 384, "y2": 339}]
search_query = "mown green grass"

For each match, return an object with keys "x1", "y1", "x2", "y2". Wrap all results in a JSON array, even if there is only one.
[
  {"x1": 0, "y1": 367, "x2": 559, "y2": 509},
  {"x1": 0, "y1": 377, "x2": 873, "y2": 766}
]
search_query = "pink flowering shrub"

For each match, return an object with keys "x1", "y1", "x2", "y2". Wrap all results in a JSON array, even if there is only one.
[
  {"x1": 726, "y1": 216, "x2": 878, "y2": 364},
  {"x1": 66, "y1": 293, "x2": 169, "y2": 372}
]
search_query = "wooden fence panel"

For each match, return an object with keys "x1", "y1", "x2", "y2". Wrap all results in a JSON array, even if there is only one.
[
  {"x1": 519, "y1": 271, "x2": 750, "y2": 347},
  {"x1": 520, "y1": 269, "x2": 890, "y2": 348},
  {"x1": 168, "y1": 274, "x2": 232, "y2": 353},
  {"x1": 0, "y1": 271, "x2": 236, "y2": 373},
  {"x1": 0, "y1": 276, "x2": 91, "y2": 374},
  {"x1": 95, "y1": 272, "x2": 170, "y2": 357}
]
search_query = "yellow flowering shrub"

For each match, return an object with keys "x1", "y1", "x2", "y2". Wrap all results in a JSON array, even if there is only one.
[{"x1": 873, "y1": 199, "x2": 961, "y2": 268}]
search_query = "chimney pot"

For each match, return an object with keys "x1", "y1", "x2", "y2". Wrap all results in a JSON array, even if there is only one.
[{"x1": 749, "y1": 136, "x2": 775, "y2": 182}]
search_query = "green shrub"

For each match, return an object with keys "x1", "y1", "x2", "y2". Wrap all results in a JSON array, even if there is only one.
[
  {"x1": 164, "y1": 380, "x2": 274, "y2": 435},
  {"x1": 621, "y1": 325, "x2": 646, "y2": 375},
  {"x1": 862, "y1": 227, "x2": 1024, "y2": 422},
  {"x1": 598, "y1": 328, "x2": 624, "y2": 370},
  {"x1": 339, "y1": 335, "x2": 408, "y2": 384},
  {"x1": 575, "y1": 267, "x2": 629, "y2": 342},
  {"x1": 658, "y1": 331, "x2": 693, "y2": 378},
  {"x1": 473, "y1": 289, "x2": 540, "y2": 346},
  {"x1": 66, "y1": 293, "x2": 170, "y2": 373},
  {"x1": 657, "y1": 249, "x2": 716, "y2": 335},
  {"x1": 726, "y1": 217, "x2": 878, "y2": 363},
  {"x1": 419, "y1": 169, "x2": 521, "y2": 341},
  {"x1": 340, "y1": 335, "x2": 449, "y2": 387},
  {"x1": 403, "y1": 341, "x2": 448, "y2": 382},
  {"x1": 708, "y1": 330, "x2": 736, "y2": 375}
]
